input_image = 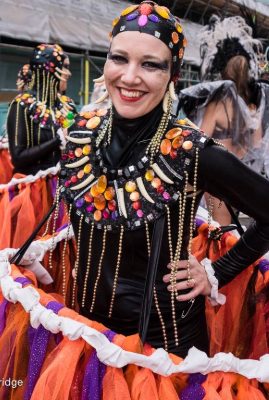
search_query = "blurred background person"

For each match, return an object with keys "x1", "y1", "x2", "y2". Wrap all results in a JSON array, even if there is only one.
[{"x1": 178, "y1": 15, "x2": 269, "y2": 225}]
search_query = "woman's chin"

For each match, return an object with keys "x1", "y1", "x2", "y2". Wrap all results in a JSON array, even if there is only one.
[{"x1": 113, "y1": 101, "x2": 153, "y2": 119}]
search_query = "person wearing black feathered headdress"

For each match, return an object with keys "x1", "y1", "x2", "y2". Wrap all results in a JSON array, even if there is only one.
[{"x1": 178, "y1": 14, "x2": 269, "y2": 225}]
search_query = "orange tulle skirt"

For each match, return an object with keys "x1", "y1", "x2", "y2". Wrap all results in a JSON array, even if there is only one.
[
  {"x1": 0, "y1": 174, "x2": 68, "y2": 250},
  {"x1": 0, "y1": 220, "x2": 268, "y2": 399},
  {"x1": 0, "y1": 148, "x2": 13, "y2": 185}
]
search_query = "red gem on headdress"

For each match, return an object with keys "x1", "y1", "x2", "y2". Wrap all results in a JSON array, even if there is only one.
[{"x1": 139, "y1": 3, "x2": 153, "y2": 15}]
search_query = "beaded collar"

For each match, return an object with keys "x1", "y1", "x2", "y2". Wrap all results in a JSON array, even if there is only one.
[
  {"x1": 59, "y1": 110, "x2": 209, "y2": 231},
  {"x1": 14, "y1": 92, "x2": 76, "y2": 129}
]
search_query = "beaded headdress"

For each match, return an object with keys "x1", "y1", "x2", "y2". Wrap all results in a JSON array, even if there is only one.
[
  {"x1": 111, "y1": 1, "x2": 186, "y2": 81},
  {"x1": 30, "y1": 44, "x2": 70, "y2": 82},
  {"x1": 200, "y1": 15, "x2": 263, "y2": 80}
]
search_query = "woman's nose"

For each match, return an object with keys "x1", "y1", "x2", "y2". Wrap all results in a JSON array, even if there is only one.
[{"x1": 120, "y1": 64, "x2": 142, "y2": 86}]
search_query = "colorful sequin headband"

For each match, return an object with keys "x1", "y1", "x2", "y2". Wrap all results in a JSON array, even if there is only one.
[
  {"x1": 111, "y1": 1, "x2": 187, "y2": 81},
  {"x1": 30, "y1": 44, "x2": 70, "y2": 81}
]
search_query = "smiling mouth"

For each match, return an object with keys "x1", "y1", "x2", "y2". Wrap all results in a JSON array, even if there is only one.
[{"x1": 119, "y1": 88, "x2": 146, "y2": 101}]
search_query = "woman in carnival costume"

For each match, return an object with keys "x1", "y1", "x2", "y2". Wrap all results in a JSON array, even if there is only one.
[
  {"x1": 0, "y1": 2, "x2": 269, "y2": 399},
  {"x1": 0, "y1": 44, "x2": 76, "y2": 249},
  {"x1": 0, "y1": 64, "x2": 33, "y2": 186},
  {"x1": 178, "y1": 15, "x2": 269, "y2": 224}
]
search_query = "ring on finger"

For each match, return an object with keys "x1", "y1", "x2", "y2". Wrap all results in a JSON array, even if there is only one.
[{"x1": 186, "y1": 278, "x2": 196, "y2": 287}]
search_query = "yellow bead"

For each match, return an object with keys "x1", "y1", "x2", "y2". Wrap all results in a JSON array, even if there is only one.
[
  {"x1": 90, "y1": 184, "x2": 99, "y2": 197},
  {"x1": 82, "y1": 145, "x2": 91, "y2": 155},
  {"x1": 94, "y1": 194, "x2": 106, "y2": 210},
  {"x1": 155, "y1": 5, "x2": 169, "y2": 19},
  {"x1": 165, "y1": 128, "x2": 182, "y2": 139},
  {"x1": 96, "y1": 175, "x2": 107, "y2": 194},
  {"x1": 145, "y1": 170, "x2": 155, "y2": 181},
  {"x1": 121, "y1": 5, "x2": 138, "y2": 16},
  {"x1": 112, "y1": 17, "x2": 120, "y2": 27},
  {"x1": 176, "y1": 22, "x2": 183, "y2": 33},
  {"x1": 83, "y1": 164, "x2": 92, "y2": 174},
  {"x1": 125, "y1": 181, "x2": 137, "y2": 193},
  {"x1": 86, "y1": 116, "x2": 101, "y2": 129},
  {"x1": 104, "y1": 187, "x2": 115, "y2": 200}
]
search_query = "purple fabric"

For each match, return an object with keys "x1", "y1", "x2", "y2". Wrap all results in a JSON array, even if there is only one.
[
  {"x1": 56, "y1": 222, "x2": 68, "y2": 233},
  {"x1": 195, "y1": 218, "x2": 205, "y2": 229},
  {"x1": 24, "y1": 301, "x2": 64, "y2": 400},
  {"x1": 258, "y1": 259, "x2": 269, "y2": 275},
  {"x1": 15, "y1": 277, "x2": 32, "y2": 286},
  {"x1": 8, "y1": 186, "x2": 16, "y2": 201},
  {"x1": 82, "y1": 330, "x2": 116, "y2": 400},
  {"x1": 49, "y1": 176, "x2": 58, "y2": 198},
  {"x1": 0, "y1": 299, "x2": 9, "y2": 335},
  {"x1": 0, "y1": 277, "x2": 31, "y2": 335},
  {"x1": 180, "y1": 373, "x2": 207, "y2": 400}
]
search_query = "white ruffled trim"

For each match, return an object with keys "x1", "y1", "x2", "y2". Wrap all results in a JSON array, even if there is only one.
[
  {"x1": 0, "y1": 248, "x2": 269, "y2": 381},
  {"x1": 57, "y1": 128, "x2": 67, "y2": 150},
  {"x1": 0, "y1": 163, "x2": 60, "y2": 190},
  {"x1": 0, "y1": 225, "x2": 74, "y2": 284},
  {"x1": 201, "y1": 258, "x2": 226, "y2": 305}
]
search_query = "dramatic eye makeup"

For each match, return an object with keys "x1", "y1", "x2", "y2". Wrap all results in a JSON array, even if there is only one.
[
  {"x1": 107, "y1": 52, "x2": 128, "y2": 64},
  {"x1": 108, "y1": 52, "x2": 169, "y2": 71},
  {"x1": 142, "y1": 60, "x2": 169, "y2": 70}
]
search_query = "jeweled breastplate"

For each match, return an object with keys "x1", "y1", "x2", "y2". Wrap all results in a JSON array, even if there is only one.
[{"x1": 59, "y1": 110, "x2": 208, "y2": 231}]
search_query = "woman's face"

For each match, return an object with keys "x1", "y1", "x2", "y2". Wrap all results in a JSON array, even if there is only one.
[
  {"x1": 104, "y1": 31, "x2": 171, "y2": 119},
  {"x1": 59, "y1": 57, "x2": 71, "y2": 93}
]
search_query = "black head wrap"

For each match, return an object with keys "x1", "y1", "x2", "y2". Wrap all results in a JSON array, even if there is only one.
[{"x1": 111, "y1": 1, "x2": 186, "y2": 82}]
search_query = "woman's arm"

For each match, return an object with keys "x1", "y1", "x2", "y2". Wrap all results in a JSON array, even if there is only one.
[
  {"x1": 200, "y1": 101, "x2": 217, "y2": 137},
  {"x1": 7, "y1": 101, "x2": 61, "y2": 170},
  {"x1": 198, "y1": 143, "x2": 269, "y2": 287}
]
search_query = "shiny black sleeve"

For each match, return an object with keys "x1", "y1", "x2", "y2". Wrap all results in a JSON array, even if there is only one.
[
  {"x1": 7, "y1": 102, "x2": 61, "y2": 170},
  {"x1": 197, "y1": 143, "x2": 269, "y2": 287}
]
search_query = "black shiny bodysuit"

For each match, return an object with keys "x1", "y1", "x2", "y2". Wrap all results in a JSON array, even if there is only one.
[{"x1": 70, "y1": 106, "x2": 269, "y2": 357}]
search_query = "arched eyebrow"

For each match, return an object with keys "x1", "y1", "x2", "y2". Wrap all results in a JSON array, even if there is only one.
[{"x1": 109, "y1": 48, "x2": 170, "y2": 66}]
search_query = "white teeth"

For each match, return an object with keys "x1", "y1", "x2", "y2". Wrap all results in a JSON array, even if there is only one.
[{"x1": 120, "y1": 88, "x2": 144, "y2": 98}]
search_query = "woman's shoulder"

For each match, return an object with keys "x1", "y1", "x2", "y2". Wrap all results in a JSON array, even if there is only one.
[
  {"x1": 70, "y1": 107, "x2": 109, "y2": 134},
  {"x1": 10, "y1": 91, "x2": 36, "y2": 110},
  {"x1": 170, "y1": 116, "x2": 211, "y2": 150}
]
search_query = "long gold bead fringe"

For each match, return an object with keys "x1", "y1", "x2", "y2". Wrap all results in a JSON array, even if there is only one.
[
  {"x1": 71, "y1": 213, "x2": 84, "y2": 308},
  {"x1": 108, "y1": 225, "x2": 124, "y2": 318},
  {"x1": 61, "y1": 204, "x2": 73, "y2": 302},
  {"x1": 145, "y1": 221, "x2": 168, "y2": 351},
  {"x1": 81, "y1": 222, "x2": 94, "y2": 308},
  {"x1": 89, "y1": 227, "x2": 107, "y2": 313},
  {"x1": 48, "y1": 184, "x2": 61, "y2": 269}
]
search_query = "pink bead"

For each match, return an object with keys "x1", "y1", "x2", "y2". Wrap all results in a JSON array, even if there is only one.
[
  {"x1": 138, "y1": 15, "x2": 148, "y2": 26},
  {"x1": 163, "y1": 191, "x2": 171, "y2": 200},
  {"x1": 137, "y1": 209, "x2": 144, "y2": 218},
  {"x1": 86, "y1": 204, "x2": 95, "y2": 213},
  {"x1": 103, "y1": 210, "x2": 110, "y2": 219}
]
